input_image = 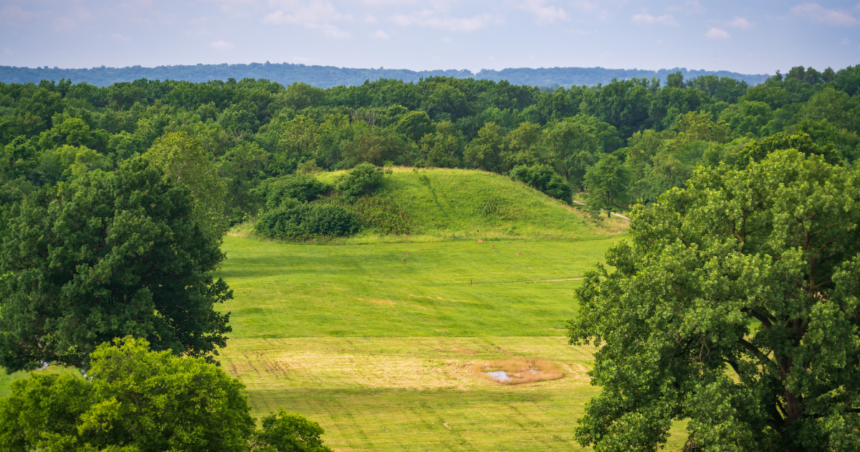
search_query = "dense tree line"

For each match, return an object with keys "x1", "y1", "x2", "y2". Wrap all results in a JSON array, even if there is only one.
[
  {"x1": 1, "y1": 65, "x2": 857, "y2": 221},
  {"x1": 0, "y1": 63, "x2": 765, "y2": 89}
]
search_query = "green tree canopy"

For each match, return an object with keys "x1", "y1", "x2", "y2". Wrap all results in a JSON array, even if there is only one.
[
  {"x1": 144, "y1": 131, "x2": 229, "y2": 238},
  {"x1": 0, "y1": 157, "x2": 232, "y2": 371},
  {"x1": 0, "y1": 337, "x2": 333, "y2": 452},
  {"x1": 583, "y1": 154, "x2": 629, "y2": 216},
  {"x1": 570, "y1": 150, "x2": 860, "y2": 451},
  {"x1": 508, "y1": 164, "x2": 572, "y2": 203},
  {"x1": 542, "y1": 118, "x2": 600, "y2": 189}
]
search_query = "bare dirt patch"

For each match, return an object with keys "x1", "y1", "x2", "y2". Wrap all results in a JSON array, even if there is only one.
[{"x1": 472, "y1": 358, "x2": 564, "y2": 385}]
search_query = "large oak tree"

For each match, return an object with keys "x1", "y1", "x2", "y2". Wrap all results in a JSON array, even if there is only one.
[
  {"x1": 570, "y1": 150, "x2": 860, "y2": 451},
  {"x1": 0, "y1": 157, "x2": 232, "y2": 371}
]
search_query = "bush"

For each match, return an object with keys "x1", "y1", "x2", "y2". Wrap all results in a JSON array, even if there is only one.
[
  {"x1": 251, "y1": 409, "x2": 333, "y2": 452},
  {"x1": 509, "y1": 164, "x2": 572, "y2": 203},
  {"x1": 336, "y1": 163, "x2": 385, "y2": 201},
  {"x1": 255, "y1": 203, "x2": 360, "y2": 240},
  {"x1": 255, "y1": 174, "x2": 330, "y2": 211},
  {"x1": 0, "y1": 337, "x2": 333, "y2": 452}
]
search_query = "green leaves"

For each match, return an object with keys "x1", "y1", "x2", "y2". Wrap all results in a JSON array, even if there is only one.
[
  {"x1": 570, "y1": 150, "x2": 860, "y2": 450},
  {"x1": 0, "y1": 337, "x2": 334, "y2": 452},
  {"x1": 0, "y1": 157, "x2": 232, "y2": 371}
]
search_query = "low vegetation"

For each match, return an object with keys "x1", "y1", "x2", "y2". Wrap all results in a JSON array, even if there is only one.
[{"x1": 0, "y1": 337, "x2": 333, "y2": 452}]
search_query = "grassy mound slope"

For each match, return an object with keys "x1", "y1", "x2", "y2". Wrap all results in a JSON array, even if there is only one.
[{"x1": 310, "y1": 167, "x2": 626, "y2": 242}]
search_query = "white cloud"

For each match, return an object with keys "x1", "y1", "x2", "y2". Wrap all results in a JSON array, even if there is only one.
[
  {"x1": 391, "y1": 10, "x2": 496, "y2": 32},
  {"x1": 440, "y1": 36, "x2": 451, "y2": 43},
  {"x1": 210, "y1": 40, "x2": 235, "y2": 50},
  {"x1": 843, "y1": 38, "x2": 851, "y2": 45},
  {"x1": 263, "y1": 1, "x2": 347, "y2": 25},
  {"x1": 110, "y1": 33, "x2": 132, "y2": 42},
  {"x1": 631, "y1": 14, "x2": 678, "y2": 26},
  {"x1": 726, "y1": 17, "x2": 752, "y2": 29},
  {"x1": 263, "y1": 0, "x2": 352, "y2": 38},
  {"x1": 521, "y1": 0, "x2": 568, "y2": 23},
  {"x1": 790, "y1": 3, "x2": 859, "y2": 26},
  {"x1": 705, "y1": 27, "x2": 730, "y2": 39},
  {"x1": 373, "y1": 29, "x2": 388, "y2": 39}
]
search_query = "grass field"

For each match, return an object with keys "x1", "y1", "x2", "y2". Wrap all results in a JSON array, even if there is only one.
[
  {"x1": 215, "y1": 235, "x2": 688, "y2": 451},
  {"x1": 219, "y1": 237, "x2": 617, "y2": 338},
  {"x1": 1, "y1": 169, "x2": 686, "y2": 450},
  {"x1": 215, "y1": 169, "x2": 682, "y2": 450}
]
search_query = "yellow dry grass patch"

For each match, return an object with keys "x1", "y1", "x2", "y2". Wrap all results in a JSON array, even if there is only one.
[
  {"x1": 357, "y1": 297, "x2": 395, "y2": 305},
  {"x1": 219, "y1": 337, "x2": 595, "y2": 392},
  {"x1": 473, "y1": 358, "x2": 564, "y2": 385}
]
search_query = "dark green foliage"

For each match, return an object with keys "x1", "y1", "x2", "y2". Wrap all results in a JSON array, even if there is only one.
[
  {"x1": 395, "y1": 110, "x2": 434, "y2": 142},
  {"x1": 570, "y1": 150, "x2": 860, "y2": 450},
  {"x1": 336, "y1": 163, "x2": 385, "y2": 200},
  {"x1": 583, "y1": 155, "x2": 630, "y2": 216},
  {"x1": 256, "y1": 173, "x2": 330, "y2": 210},
  {"x1": 0, "y1": 337, "x2": 332, "y2": 452},
  {"x1": 737, "y1": 131, "x2": 842, "y2": 167},
  {"x1": 0, "y1": 157, "x2": 232, "y2": 371},
  {"x1": 1, "y1": 64, "x2": 858, "y2": 255},
  {"x1": 252, "y1": 409, "x2": 334, "y2": 452},
  {"x1": 255, "y1": 204, "x2": 359, "y2": 240},
  {"x1": 509, "y1": 164, "x2": 572, "y2": 203}
]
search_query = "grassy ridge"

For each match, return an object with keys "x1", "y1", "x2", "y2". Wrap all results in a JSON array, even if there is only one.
[{"x1": 311, "y1": 168, "x2": 626, "y2": 243}]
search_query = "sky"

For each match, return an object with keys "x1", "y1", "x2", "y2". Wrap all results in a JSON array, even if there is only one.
[{"x1": 1, "y1": 0, "x2": 858, "y2": 75}]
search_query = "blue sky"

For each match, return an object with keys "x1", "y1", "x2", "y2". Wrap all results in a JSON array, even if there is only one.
[{"x1": 1, "y1": 0, "x2": 858, "y2": 74}]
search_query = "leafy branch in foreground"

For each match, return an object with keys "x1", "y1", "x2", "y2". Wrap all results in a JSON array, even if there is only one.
[
  {"x1": 0, "y1": 337, "x2": 332, "y2": 452},
  {"x1": 570, "y1": 149, "x2": 860, "y2": 451}
]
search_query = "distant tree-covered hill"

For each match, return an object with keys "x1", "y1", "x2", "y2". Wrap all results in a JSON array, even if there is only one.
[{"x1": 0, "y1": 62, "x2": 768, "y2": 88}]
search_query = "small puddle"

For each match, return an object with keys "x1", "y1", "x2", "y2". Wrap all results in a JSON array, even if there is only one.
[{"x1": 483, "y1": 370, "x2": 512, "y2": 382}]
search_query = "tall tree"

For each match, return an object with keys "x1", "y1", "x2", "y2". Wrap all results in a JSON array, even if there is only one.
[
  {"x1": 0, "y1": 157, "x2": 232, "y2": 371},
  {"x1": 570, "y1": 150, "x2": 860, "y2": 451},
  {"x1": 145, "y1": 131, "x2": 229, "y2": 239},
  {"x1": 583, "y1": 154, "x2": 629, "y2": 216},
  {"x1": 542, "y1": 118, "x2": 600, "y2": 190}
]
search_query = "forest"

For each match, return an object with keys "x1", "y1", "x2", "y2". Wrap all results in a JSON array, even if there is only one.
[
  {"x1": 1, "y1": 63, "x2": 860, "y2": 451},
  {"x1": 0, "y1": 64, "x2": 857, "y2": 223}
]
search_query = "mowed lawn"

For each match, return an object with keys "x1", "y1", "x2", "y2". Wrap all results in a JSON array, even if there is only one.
[
  {"x1": 217, "y1": 236, "x2": 616, "y2": 338},
  {"x1": 215, "y1": 236, "x2": 689, "y2": 451}
]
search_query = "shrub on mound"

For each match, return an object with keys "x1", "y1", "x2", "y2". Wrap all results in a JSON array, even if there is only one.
[
  {"x1": 256, "y1": 203, "x2": 360, "y2": 240},
  {"x1": 337, "y1": 163, "x2": 385, "y2": 201},
  {"x1": 255, "y1": 174, "x2": 330, "y2": 210},
  {"x1": 509, "y1": 164, "x2": 572, "y2": 204}
]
